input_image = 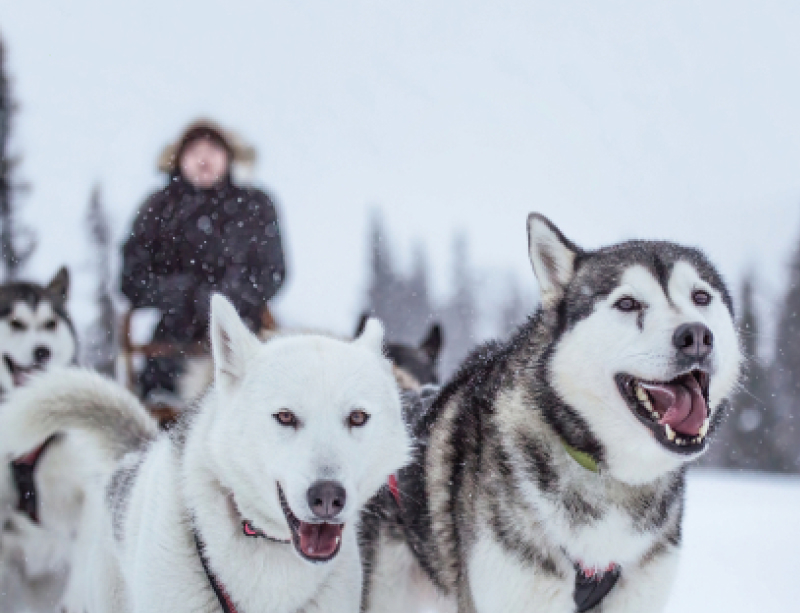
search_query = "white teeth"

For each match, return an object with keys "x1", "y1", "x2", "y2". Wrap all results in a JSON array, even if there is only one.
[
  {"x1": 664, "y1": 424, "x2": 676, "y2": 441},
  {"x1": 699, "y1": 418, "x2": 710, "y2": 438},
  {"x1": 335, "y1": 536, "x2": 341, "y2": 545},
  {"x1": 635, "y1": 383, "x2": 655, "y2": 413}
]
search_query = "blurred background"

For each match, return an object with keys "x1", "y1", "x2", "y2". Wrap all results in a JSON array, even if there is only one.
[{"x1": 1, "y1": 1, "x2": 798, "y2": 610}]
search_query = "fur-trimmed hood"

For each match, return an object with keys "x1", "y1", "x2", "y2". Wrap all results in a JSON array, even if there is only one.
[{"x1": 157, "y1": 118, "x2": 256, "y2": 173}]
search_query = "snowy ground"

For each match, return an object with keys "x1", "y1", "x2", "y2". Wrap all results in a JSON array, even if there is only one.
[{"x1": 666, "y1": 469, "x2": 800, "y2": 612}]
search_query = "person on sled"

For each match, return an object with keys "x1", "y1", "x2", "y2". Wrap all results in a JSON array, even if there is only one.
[{"x1": 121, "y1": 119, "x2": 286, "y2": 407}]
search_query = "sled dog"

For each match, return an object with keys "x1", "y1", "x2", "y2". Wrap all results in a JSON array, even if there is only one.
[
  {"x1": 354, "y1": 314, "x2": 443, "y2": 388},
  {"x1": 0, "y1": 267, "x2": 81, "y2": 613},
  {"x1": 361, "y1": 213, "x2": 741, "y2": 613},
  {"x1": 0, "y1": 267, "x2": 77, "y2": 394},
  {"x1": 0, "y1": 295, "x2": 411, "y2": 613}
]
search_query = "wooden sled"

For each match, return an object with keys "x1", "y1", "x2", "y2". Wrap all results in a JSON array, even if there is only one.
[{"x1": 120, "y1": 306, "x2": 277, "y2": 428}]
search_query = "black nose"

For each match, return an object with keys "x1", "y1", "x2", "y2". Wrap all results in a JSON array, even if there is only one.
[
  {"x1": 33, "y1": 346, "x2": 51, "y2": 365},
  {"x1": 672, "y1": 323, "x2": 713, "y2": 359},
  {"x1": 306, "y1": 480, "x2": 346, "y2": 520}
]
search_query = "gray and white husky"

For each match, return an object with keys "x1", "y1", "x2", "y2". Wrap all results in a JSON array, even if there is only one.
[
  {"x1": 0, "y1": 267, "x2": 80, "y2": 613},
  {"x1": 361, "y1": 213, "x2": 742, "y2": 613},
  {"x1": 0, "y1": 295, "x2": 410, "y2": 613}
]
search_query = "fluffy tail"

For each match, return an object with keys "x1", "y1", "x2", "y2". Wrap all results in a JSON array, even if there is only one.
[{"x1": 0, "y1": 367, "x2": 158, "y2": 462}]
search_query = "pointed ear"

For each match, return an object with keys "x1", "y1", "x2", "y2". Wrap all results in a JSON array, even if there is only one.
[
  {"x1": 353, "y1": 312, "x2": 370, "y2": 338},
  {"x1": 419, "y1": 323, "x2": 443, "y2": 362},
  {"x1": 210, "y1": 294, "x2": 260, "y2": 389},
  {"x1": 527, "y1": 213, "x2": 581, "y2": 309},
  {"x1": 353, "y1": 317, "x2": 385, "y2": 357},
  {"x1": 46, "y1": 267, "x2": 70, "y2": 303}
]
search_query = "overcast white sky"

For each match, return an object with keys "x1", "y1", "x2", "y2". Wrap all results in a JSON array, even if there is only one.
[{"x1": 1, "y1": 0, "x2": 799, "y2": 338}]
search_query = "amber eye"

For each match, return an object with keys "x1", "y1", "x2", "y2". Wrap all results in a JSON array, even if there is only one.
[
  {"x1": 274, "y1": 410, "x2": 298, "y2": 428},
  {"x1": 692, "y1": 290, "x2": 711, "y2": 306},
  {"x1": 614, "y1": 297, "x2": 642, "y2": 312},
  {"x1": 10, "y1": 319, "x2": 26, "y2": 331},
  {"x1": 43, "y1": 320, "x2": 57, "y2": 331},
  {"x1": 348, "y1": 410, "x2": 370, "y2": 428}
]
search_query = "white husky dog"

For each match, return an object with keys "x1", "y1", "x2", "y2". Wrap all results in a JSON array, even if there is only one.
[{"x1": 0, "y1": 295, "x2": 411, "y2": 613}]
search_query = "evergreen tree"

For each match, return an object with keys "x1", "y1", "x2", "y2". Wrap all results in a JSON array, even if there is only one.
[
  {"x1": 498, "y1": 273, "x2": 529, "y2": 339},
  {"x1": 398, "y1": 243, "x2": 435, "y2": 341},
  {"x1": 365, "y1": 210, "x2": 401, "y2": 338},
  {"x1": 82, "y1": 186, "x2": 116, "y2": 376},
  {"x1": 364, "y1": 211, "x2": 435, "y2": 344},
  {"x1": 705, "y1": 273, "x2": 782, "y2": 471},
  {"x1": 773, "y1": 231, "x2": 800, "y2": 473},
  {"x1": 0, "y1": 36, "x2": 34, "y2": 280},
  {"x1": 439, "y1": 232, "x2": 477, "y2": 378}
]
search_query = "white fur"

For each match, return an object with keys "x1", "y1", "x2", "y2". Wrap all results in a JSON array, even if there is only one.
[{"x1": 0, "y1": 296, "x2": 411, "y2": 613}]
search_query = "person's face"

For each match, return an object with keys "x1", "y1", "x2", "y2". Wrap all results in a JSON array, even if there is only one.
[{"x1": 179, "y1": 137, "x2": 230, "y2": 188}]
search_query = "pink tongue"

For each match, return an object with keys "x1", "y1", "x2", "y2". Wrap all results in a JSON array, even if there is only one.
[
  {"x1": 298, "y1": 522, "x2": 344, "y2": 559},
  {"x1": 640, "y1": 376, "x2": 707, "y2": 436}
]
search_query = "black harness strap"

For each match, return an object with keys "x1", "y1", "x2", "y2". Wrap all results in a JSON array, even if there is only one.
[
  {"x1": 10, "y1": 434, "x2": 59, "y2": 524},
  {"x1": 574, "y1": 563, "x2": 621, "y2": 612},
  {"x1": 194, "y1": 530, "x2": 240, "y2": 613}
]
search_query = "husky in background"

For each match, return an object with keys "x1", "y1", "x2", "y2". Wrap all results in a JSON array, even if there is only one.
[
  {"x1": 354, "y1": 314, "x2": 443, "y2": 388},
  {"x1": 0, "y1": 267, "x2": 76, "y2": 394},
  {"x1": 0, "y1": 267, "x2": 81, "y2": 613},
  {"x1": 0, "y1": 295, "x2": 411, "y2": 613},
  {"x1": 362, "y1": 213, "x2": 742, "y2": 613}
]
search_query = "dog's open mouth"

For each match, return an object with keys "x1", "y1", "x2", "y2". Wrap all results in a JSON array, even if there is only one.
[
  {"x1": 4, "y1": 355, "x2": 41, "y2": 387},
  {"x1": 277, "y1": 484, "x2": 344, "y2": 563},
  {"x1": 615, "y1": 370, "x2": 710, "y2": 454}
]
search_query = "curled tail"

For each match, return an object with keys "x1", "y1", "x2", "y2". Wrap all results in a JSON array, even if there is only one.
[{"x1": 0, "y1": 367, "x2": 158, "y2": 462}]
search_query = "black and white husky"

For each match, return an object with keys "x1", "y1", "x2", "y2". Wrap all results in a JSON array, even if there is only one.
[
  {"x1": 0, "y1": 295, "x2": 410, "y2": 613},
  {"x1": 0, "y1": 267, "x2": 77, "y2": 394},
  {"x1": 0, "y1": 268, "x2": 80, "y2": 613},
  {"x1": 361, "y1": 213, "x2": 742, "y2": 613}
]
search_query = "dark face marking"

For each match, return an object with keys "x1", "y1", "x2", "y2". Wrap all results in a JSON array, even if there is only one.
[{"x1": 561, "y1": 241, "x2": 735, "y2": 333}]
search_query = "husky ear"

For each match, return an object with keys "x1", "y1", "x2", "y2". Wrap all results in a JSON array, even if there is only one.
[
  {"x1": 527, "y1": 213, "x2": 581, "y2": 309},
  {"x1": 354, "y1": 317, "x2": 385, "y2": 357},
  {"x1": 210, "y1": 294, "x2": 260, "y2": 389},
  {"x1": 419, "y1": 323, "x2": 443, "y2": 362},
  {"x1": 46, "y1": 267, "x2": 70, "y2": 303}
]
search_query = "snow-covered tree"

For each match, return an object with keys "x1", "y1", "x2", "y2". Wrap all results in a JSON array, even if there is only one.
[
  {"x1": 772, "y1": 230, "x2": 800, "y2": 473},
  {"x1": 439, "y1": 232, "x2": 478, "y2": 378},
  {"x1": 364, "y1": 211, "x2": 436, "y2": 344},
  {"x1": 704, "y1": 273, "x2": 782, "y2": 471},
  {"x1": 497, "y1": 273, "x2": 529, "y2": 340},
  {"x1": 82, "y1": 186, "x2": 116, "y2": 376},
  {"x1": 0, "y1": 36, "x2": 34, "y2": 280}
]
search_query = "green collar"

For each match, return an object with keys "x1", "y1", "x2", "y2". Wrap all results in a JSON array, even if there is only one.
[{"x1": 561, "y1": 441, "x2": 600, "y2": 473}]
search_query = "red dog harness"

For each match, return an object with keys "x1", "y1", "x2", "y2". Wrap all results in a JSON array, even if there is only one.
[{"x1": 10, "y1": 434, "x2": 59, "y2": 524}]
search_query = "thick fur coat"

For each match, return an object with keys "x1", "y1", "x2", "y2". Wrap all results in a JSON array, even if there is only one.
[
  {"x1": 0, "y1": 295, "x2": 410, "y2": 613},
  {"x1": 362, "y1": 214, "x2": 741, "y2": 613}
]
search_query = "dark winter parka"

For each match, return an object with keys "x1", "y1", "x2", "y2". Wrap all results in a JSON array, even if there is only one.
[{"x1": 121, "y1": 173, "x2": 285, "y2": 343}]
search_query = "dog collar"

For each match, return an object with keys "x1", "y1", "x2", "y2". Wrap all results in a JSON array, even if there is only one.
[
  {"x1": 561, "y1": 441, "x2": 600, "y2": 473},
  {"x1": 11, "y1": 434, "x2": 59, "y2": 523}
]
